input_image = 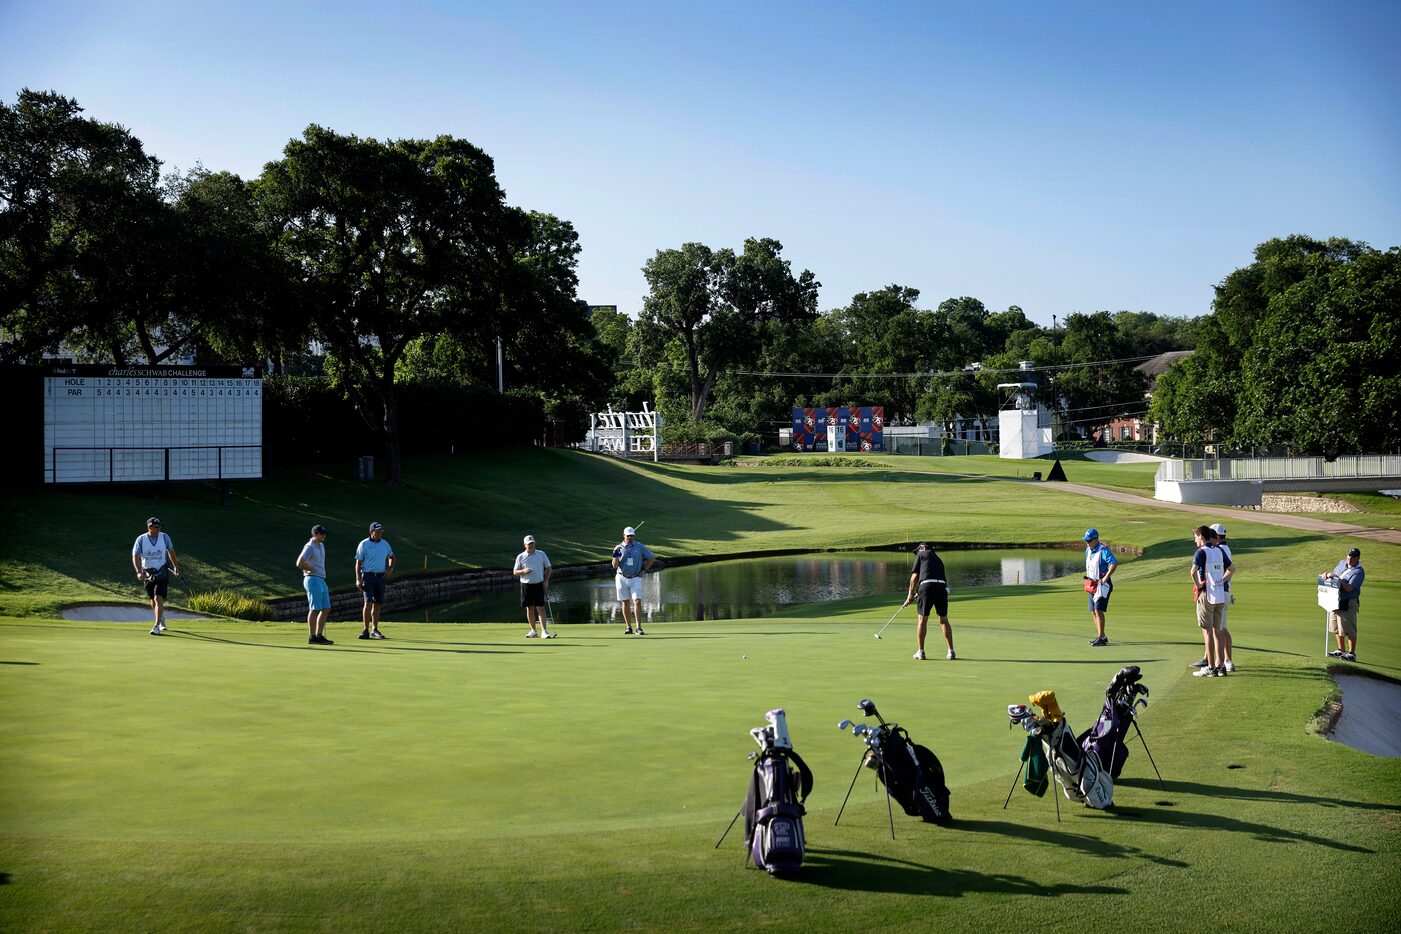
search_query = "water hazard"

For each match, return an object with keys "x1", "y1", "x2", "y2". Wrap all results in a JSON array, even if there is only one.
[{"x1": 382, "y1": 548, "x2": 1082, "y2": 626}]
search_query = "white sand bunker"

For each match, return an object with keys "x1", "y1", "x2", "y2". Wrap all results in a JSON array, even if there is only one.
[
  {"x1": 1325, "y1": 672, "x2": 1401, "y2": 758},
  {"x1": 61, "y1": 604, "x2": 212, "y2": 622}
]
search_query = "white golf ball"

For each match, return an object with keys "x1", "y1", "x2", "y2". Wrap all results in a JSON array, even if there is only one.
[{"x1": 742, "y1": 655, "x2": 748, "y2": 659}]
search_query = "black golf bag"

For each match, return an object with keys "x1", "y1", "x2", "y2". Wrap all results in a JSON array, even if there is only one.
[
  {"x1": 721, "y1": 709, "x2": 813, "y2": 876},
  {"x1": 870, "y1": 724, "x2": 952, "y2": 824}
]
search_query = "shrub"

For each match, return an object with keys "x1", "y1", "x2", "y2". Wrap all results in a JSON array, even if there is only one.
[
  {"x1": 188, "y1": 590, "x2": 275, "y2": 621},
  {"x1": 764, "y1": 456, "x2": 885, "y2": 468}
]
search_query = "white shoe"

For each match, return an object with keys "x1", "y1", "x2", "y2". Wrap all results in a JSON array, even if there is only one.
[
  {"x1": 913, "y1": 649, "x2": 926, "y2": 660},
  {"x1": 149, "y1": 626, "x2": 161, "y2": 636},
  {"x1": 525, "y1": 630, "x2": 540, "y2": 638},
  {"x1": 947, "y1": 650, "x2": 956, "y2": 660},
  {"x1": 369, "y1": 630, "x2": 385, "y2": 640},
  {"x1": 541, "y1": 631, "x2": 555, "y2": 639},
  {"x1": 157, "y1": 622, "x2": 168, "y2": 632},
  {"x1": 1224, "y1": 660, "x2": 1235, "y2": 673},
  {"x1": 1192, "y1": 666, "x2": 1216, "y2": 677}
]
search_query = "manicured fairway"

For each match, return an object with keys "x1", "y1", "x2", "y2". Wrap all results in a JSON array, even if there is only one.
[{"x1": 2, "y1": 452, "x2": 1398, "y2": 931}]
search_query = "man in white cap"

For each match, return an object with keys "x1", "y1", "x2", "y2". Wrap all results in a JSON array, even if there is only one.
[
  {"x1": 514, "y1": 534, "x2": 554, "y2": 638},
  {"x1": 1191, "y1": 523, "x2": 1236, "y2": 671},
  {"x1": 611, "y1": 526, "x2": 655, "y2": 635}
]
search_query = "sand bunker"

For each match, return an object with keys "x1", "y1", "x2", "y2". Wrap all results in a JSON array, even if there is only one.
[
  {"x1": 1324, "y1": 672, "x2": 1401, "y2": 758},
  {"x1": 61, "y1": 604, "x2": 212, "y2": 623}
]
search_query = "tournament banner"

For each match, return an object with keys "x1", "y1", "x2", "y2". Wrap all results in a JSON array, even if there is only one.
[{"x1": 791, "y1": 405, "x2": 884, "y2": 452}]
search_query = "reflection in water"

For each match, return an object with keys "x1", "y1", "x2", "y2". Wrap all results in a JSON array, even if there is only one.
[{"x1": 386, "y1": 549, "x2": 1082, "y2": 625}]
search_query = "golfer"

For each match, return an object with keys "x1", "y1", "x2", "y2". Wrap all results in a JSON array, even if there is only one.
[
  {"x1": 1323, "y1": 547, "x2": 1364, "y2": 662},
  {"x1": 1191, "y1": 525, "x2": 1232, "y2": 677},
  {"x1": 514, "y1": 534, "x2": 554, "y2": 639},
  {"x1": 1083, "y1": 528, "x2": 1117, "y2": 646},
  {"x1": 297, "y1": 524, "x2": 333, "y2": 645},
  {"x1": 131, "y1": 517, "x2": 181, "y2": 636},
  {"x1": 354, "y1": 521, "x2": 395, "y2": 640},
  {"x1": 903, "y1": 542, "x2": 954, "y2": 661},
  {"x1": 612, "y1": 526, "x2": 655, "y2": 635}
]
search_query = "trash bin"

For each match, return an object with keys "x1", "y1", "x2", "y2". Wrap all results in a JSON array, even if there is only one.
[
  {"x1": 355, "y1": 455, "x2": 374, "y2": 481},
  {"x1": 746, "y1": 442, "x2": 761, "y2": 456}
]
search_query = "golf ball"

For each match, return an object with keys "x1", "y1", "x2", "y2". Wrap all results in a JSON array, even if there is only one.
[{"x1": 742, "y1": 655, "x2": 748, "y2": 659}]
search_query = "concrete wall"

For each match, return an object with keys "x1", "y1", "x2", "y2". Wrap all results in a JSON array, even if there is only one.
[{"x1": 1155, "y1": 479, "x2": 1264, "y2": 506}]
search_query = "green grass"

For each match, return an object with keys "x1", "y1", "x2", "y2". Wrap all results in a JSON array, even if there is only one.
[{"x1": 2, "y1": 450, "x2": 1398, "y2": 931}]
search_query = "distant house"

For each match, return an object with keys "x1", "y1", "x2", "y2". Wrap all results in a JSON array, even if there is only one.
[{"x1": 1096, "y1": 350, "x2": 1193, "y2": 444}]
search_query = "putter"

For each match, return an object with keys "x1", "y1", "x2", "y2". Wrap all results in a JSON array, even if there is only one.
[{"x1": 873, "y1": 604, "x2": 905, "y2": 640}]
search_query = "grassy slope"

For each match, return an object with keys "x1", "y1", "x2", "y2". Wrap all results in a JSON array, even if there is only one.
[{"x1": 2, "y1": 450, "x2": 1398, "y2": 931}]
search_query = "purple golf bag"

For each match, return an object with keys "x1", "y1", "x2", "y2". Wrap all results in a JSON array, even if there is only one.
[
  {"x1": 1079, "y1": 666, "x2": 1150, "y2": 780},
  {"x1": 717, "y1": 709, "x2": 814, "y2": 876}
]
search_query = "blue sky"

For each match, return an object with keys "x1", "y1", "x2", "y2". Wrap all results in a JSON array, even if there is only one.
[{"x1": 3, "y1": 0, "x2": 1398, "y2": 324}]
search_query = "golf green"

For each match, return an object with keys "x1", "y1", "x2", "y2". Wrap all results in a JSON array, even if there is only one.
[{"x1": 2, "y1": 452, "x2": 1398, "y2": 931}]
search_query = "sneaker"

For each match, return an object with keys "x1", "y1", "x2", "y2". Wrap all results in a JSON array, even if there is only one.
[
  {"x1": 358, "y1": 631, "x2": 372, "y2": 640},
  {"x1": 1089, "y1": 636, "x2": 1109, "y2": 647},
  {"x1": 150, "y1": 626, "x2": 161, "y2": 636},
  {"x1": 1342, "y1": 652, "x2": 1356, "y2": 662},
  {"x1": 157, "y1": 622, "x2": 168, "y2": 632},
  {"x1": 947, "y1": 650, "x2": 956, "y2": 660},
  {"x1": 541, "y1": 631, "x2": 555, "y2": 639},
  {"x1": 1192, "y1": 666, "x2": 1215, "y2": 678},
  {"x1": 370, "y1": 630, "x2": 386, "y2": 640},
  {"x1": 1214, "y1": 667, "x2": 1227, "y2": 677},
  {"x1": 525, "y1": 630, "x2": 540, "y2": 638},
  {"x1": 1189, "y1": 657, "x2": 1210, "y2": 669},
  {"x1": 318, "y1": 635, "x2": 334, "y2": 645},
  {"x1": 1328, "y1": 650, "x2": 1344, "y2": 658},
  {"x1": 1224, "y1": 660, "x2": 1235, "y2": 673},
  {"x1": 913, "y1": 649, "x2": 926, "y2": 660},
  {"x1": 624, "y1": 628, "x2": 634, "y2": 635},
  {"x1": 636, "y1": 628, "x2": 646, "y2": 636}
]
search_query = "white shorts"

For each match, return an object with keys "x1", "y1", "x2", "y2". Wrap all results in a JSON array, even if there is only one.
[{"x1": 616, "y1": 573, "x2": 643, "y2": 601}]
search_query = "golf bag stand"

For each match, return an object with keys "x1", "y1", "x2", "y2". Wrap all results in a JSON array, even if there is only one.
[
  {"x1": 1130, "y1": 718, "x2": 1166, "y2": 790},
  {"x1": 1000, "y1": 758, "x2": 1060, "y2": 822},
  {"x1": 834, "y1": 747, "x2": 898, "y2": 839}
]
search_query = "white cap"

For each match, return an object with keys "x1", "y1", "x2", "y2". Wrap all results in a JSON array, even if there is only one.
[
  {"x1": 523, "y1": 534, "x2": 535, "y2": 544},
  {"x1": 623, "y1": 526, "x2": 636, "y2": 536},
  {"x1": 1209, "y1": 523, "x2": 1226, "y2": 537}
]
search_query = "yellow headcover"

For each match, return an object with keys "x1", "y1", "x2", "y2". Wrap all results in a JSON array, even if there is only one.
[{"x1": 1029, "y1": 690, "x2": 1063, "y2": 723}]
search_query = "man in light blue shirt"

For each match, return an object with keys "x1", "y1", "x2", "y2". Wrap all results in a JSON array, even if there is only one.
[
  {"x1": 1083, "y1": 528, "x2": 1118, "y2": 647},
  {"x1": 297, "y1": 524, "x2": 332, "y2": 646},
  {"x1": 1323, "y1": 547, "x2": 1365, "y2": 661},
  {"x1": 612, "y1": 526, "x2": 655, "y2": 635},
  {"x1": 355, "y1": 521, "x2": 395, "y2": 640}
]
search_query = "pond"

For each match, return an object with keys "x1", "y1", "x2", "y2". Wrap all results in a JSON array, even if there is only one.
[{"x1": 382, "y1": 548, "x2": 1083, "y2": 626}]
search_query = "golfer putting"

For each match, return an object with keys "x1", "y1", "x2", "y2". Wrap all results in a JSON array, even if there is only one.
[
  {"x1": 131, "y1": 517, "x2": 181, "y2": 635},
  {"x1": 903, "y1": 543, "x2": 954, "y2": 660}
]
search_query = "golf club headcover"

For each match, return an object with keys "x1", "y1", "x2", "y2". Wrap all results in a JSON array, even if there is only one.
[{"x1": 1030, "y1": 691, "x2": 1063, "y2": 723}]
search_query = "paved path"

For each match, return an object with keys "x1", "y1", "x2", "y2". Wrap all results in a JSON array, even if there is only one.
[{"x1": 1043, "y1": 480, "x2": 1401, "y2": 545}]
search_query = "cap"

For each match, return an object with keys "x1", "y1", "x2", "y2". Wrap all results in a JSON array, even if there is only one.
[
  {"x1": 1083, "y1": 528, "x2": 1099, "y2": 542},
  {"x1": 1348, "y1": 547, "x2": 1361, "y2": 557},
  {"x1": 369, "y1": 521, "x2": 384, "y2": 531},
  {"x1": 147, "y1": 517, "x2": 161, "y2": 527},
  {"x1": 311, "y1": 524, "x2": 328, "y2": 535},
  {"x1": 623, "y1": 526, "x2": 636, "y2": 536},
  {"x1": 1209, "y1": 523, "x2": 1226, "y2": 537},
  {"x1": 523, "y1": 534, "x2": 535, "y2": 545}
]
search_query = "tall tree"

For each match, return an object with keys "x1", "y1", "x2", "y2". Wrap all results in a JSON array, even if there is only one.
[{"x1": 257, "y1": 126, "x2": 523, "y2": 483}]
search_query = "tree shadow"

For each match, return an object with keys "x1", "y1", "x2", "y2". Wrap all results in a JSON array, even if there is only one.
[
  {"x1": 952, "y1": 818, "x2": 1188, "y2": 867},
  {"x1": 1116, "y1": 777, "x2": 1401, "y2": 814},
  {"x1": 1079, "y1": 805, "x2": 1374, "y2": 853},
  {"x1": 175, "y1": 630, "x2": 522, "y2": 655},
  {"x1": 785, "y1": 846, "x2": 1130, "y2": 896}
]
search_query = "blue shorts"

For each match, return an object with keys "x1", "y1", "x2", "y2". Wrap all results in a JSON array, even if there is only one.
[
  {"x1": 304, "y1": 575, "x2": 330, "y2": 611},
  {"x1": 362, "y1": 573, "x2": 386, "y2": 604},
  {"x1": 1089, "y1": 581, "x2": 1113, "y2": 613}
]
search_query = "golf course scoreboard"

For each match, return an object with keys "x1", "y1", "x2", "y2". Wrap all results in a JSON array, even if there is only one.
[{"x1": 43, "y1": 364, "x2": 262, "y2": 484}]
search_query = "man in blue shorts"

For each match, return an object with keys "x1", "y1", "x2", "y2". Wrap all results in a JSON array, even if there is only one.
[
  {"x1": 355, "y1": 521, "x2": 395, "y2": 640},
  {"x1": 612, "y1": 526, "x2": 655, "y2": 635},
  {"x1": 1083, "y1": 528, "x2": 1117, "y2": 646},
  {"x1": 903, "y1": 543, "x2": 954, "y2": 661},
  {"x1": 131, "y1": 517, "x2": 181, "y2": 636},
  {"x1": 297, "y1": 524, "x2": 333, "y2": 645}
]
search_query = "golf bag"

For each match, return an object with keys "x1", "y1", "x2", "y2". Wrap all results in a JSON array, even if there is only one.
[
  {"x1": 733, "y1": 709, "x2": 813, "y2": 876},
  {"x1": 840, "y1": 699, "x2": 951, "y2": 825},
  {"x1": 1024, "y1": 691, "x2": 1113, "y2": 809},
  {"x1": 1079, "y1": 666, "x2": 1150, "y2": 779}
]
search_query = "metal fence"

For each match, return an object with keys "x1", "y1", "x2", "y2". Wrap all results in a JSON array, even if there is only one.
[
  {"x1": 47, "y1": 445, "x2": 262, "y2": 483},
  {"x1": 1157, "y1": 454, "x2": 1401, "y2": 483}
]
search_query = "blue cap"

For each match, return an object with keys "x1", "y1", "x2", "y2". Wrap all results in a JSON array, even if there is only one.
[{"x1": 1083, "y1": 528, "x2": 1099, "y2": 542}]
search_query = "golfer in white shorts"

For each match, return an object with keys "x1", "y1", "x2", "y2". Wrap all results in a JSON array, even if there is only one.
[{"x1": 612, "y1": 526, "x2": 655, "y2": 635}]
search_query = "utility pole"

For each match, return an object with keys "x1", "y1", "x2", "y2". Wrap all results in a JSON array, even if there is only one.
[{"x1": 496, "y1": 337, "x2": 504, "y2": 394}]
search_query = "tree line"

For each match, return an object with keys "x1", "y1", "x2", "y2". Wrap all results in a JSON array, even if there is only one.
[{"x1": 6, "y1": 90, "x2": 1395, "y2": 473}]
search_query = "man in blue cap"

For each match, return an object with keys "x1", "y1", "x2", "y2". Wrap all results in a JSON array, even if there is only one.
[{"x1": 1083, "y1": 528, "x2": 1117, "y2": 646}]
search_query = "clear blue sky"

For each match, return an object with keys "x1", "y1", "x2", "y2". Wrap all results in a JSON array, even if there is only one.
[{"x1": 4, "y1": 0, "x2": 1398, "y2": 324}]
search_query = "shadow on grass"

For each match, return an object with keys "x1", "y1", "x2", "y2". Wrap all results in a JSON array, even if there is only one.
[
  {"x1": 176, "y1": 630, "x2": 523, "y2": 655},
  {"x1": 0, "y1": 660, "x2": 38, "y2": 665},
  {"x1": 792, "y1": 846, "x2": 1129, "y2": 896},
  {"x1": 952, "y1": 818, "x2": 1188, "y2": 867},
  {"x1": 1081, "y1": 805, "x2": 1374, "y2": 853},
  {"x1": 1117, "y1": 777, "x2": 1401, "y2": 814},
  {"x1": 957, "y1": 658, "x2": 1167, "y2": 665}
]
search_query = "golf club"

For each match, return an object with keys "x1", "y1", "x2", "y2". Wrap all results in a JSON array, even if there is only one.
[{"x1": 873, "y1": 604, "x2": 905, "y2": 639}]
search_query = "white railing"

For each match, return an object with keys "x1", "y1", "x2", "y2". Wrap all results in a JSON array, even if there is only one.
[{"x1": 1157, "y1": 455, "x2": 1401, "y2": 483}]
